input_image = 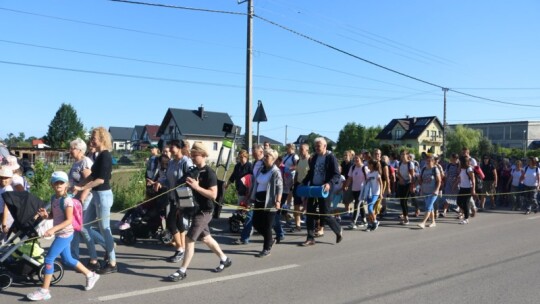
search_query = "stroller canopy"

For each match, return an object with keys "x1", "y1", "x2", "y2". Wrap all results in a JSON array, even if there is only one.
[{"x1": 2, "y1": 192, "x2": 46, "y2": 231}]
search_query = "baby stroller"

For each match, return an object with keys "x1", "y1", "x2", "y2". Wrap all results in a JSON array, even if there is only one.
[
  {"x1": 0, "y1": 192, "x2": 64, "y2": 290},
  {"x1": 228, "y1": 201, "x2": 249, "y2": 233},
  {"x1": 119, "y1": 192, "x2": 171, "y2": 245}
]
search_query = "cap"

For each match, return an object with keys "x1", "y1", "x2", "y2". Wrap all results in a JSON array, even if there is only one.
[
  {"x1": 0, "y1": 167, "x2": 13, "y2": 178},
  {"x1": 191, "y1": 142, "x2": 208, "y2": 156},
  {"x1": 2, "y1": 155, "x2": 20, "y2": 171},
  {"x1": 50, "y1": 171, "x2": 69, "y2": 184},
  {"x1": 148, "y1": 144, "x2": 158, "y2": 149}
]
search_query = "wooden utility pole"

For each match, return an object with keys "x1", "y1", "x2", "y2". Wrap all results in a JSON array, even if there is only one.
[{"x1": 243, "y1": 0, "x2": 254, "y2": 154}]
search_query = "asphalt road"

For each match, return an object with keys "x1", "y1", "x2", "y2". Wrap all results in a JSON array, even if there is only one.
[{"x1": 2, "y1": 204, "x2": 540, "y2": 304}]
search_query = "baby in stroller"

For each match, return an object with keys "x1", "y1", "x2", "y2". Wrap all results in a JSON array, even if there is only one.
[
  {"x1": 118, "y1": 154, "x2": 171, "y2": 245},
  {"x1": 228, "y1": 201, "x2": 249, "y2": 233}
]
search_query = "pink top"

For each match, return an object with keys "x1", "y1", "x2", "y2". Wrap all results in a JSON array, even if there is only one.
[
  {"x1": 348, "y1": 165, "x2": 369, "y2": 192},
  {"x1": 51, "y1": 196, "x2": 74, "y2": 238}
]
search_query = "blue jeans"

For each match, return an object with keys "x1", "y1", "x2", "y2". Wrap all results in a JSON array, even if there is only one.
[
  {"x1": 85, "y1": 190, "x2": 116, "y2": 262},
  {"x1": 71, "y1": 193, "x2": 106, "y2": 260},
  {"x1": 240, "y1": 209, "x2": 253, "y2": 242},
  {"x1": 424, "y1": 194, "x2": 438, "y2": 212},
  {"x1": 273, "y1": 209, "x2": 285, "y2": 240},
  {"x1": 44, "y1": 234, "x2": 78, "y2": 274}
]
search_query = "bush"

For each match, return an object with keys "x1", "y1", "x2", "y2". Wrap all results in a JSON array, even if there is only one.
[
  {"x1": 223, "y1": 183, "x2": 238, "y2": 206},
  {"x1": 29, "y1": 160, "x2": 56, "y2": 202},
  {"x1": 112, "y1": 168, "x2": 146, "y2": 212}
]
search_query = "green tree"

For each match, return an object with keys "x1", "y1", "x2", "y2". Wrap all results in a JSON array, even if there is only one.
[
  {"x1": 336, "y1": 123, "x2": 382, "y2": 156},
  {"x1": 445, "y1": 125, "x2": 482, "y2": 157},
  {"x1": 44, "y1": 103, "x2": 84, "y2": 148},
  {"x1": 477, "y1": 136, "x2": 494, "y2": 158}
]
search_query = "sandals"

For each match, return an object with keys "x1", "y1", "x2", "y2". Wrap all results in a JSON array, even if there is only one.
[
  {"x1": 213, "y1": 258, "x2": 232, "y2": 273},
  {"x1": 167, "y1": 270, "x2": 187, "y2": 282}
]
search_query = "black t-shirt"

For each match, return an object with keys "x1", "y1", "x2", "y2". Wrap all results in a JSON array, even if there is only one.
[
  {"x1": 481, "y1": 163, "x2": 495, "y2": 180},
  {"x1": 193, "y1": 165, "x2": 218, "y2": 212},
  {"x1": 90, "y1": 150, "x2": 112, "y2": 191},
  {"x1": 341, "y1": 160, "x2": 352, "y2": 177},
  {"x1": 379, "y1": 160, "x2": 389, "y2": 182}
]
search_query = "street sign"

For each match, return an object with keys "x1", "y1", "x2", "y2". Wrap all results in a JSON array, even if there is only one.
[{"x1": 252, "y1": 100, "x2": 268, "y2": 122}]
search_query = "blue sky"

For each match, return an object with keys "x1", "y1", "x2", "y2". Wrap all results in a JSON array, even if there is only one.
[{"x1": 1, "y1": 0, "x2": 539, "y2": 144}]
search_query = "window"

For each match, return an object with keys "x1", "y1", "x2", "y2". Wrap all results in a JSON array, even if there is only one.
[
  {"x1": 396, "y1": 130, "x2": 402, "y2": 139},
  {"x1": 423, "y1": 145, "x2": 426, "y2": 151},
  {"x1": 213, "y1": 142, "x2": 218, "y2": 151}
]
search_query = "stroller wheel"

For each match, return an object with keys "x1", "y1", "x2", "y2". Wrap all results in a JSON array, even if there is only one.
[
  {"x1": 229, "y1": 218, "x2": 241, "y2": 233},
  {"x1": 159, "y1": 230, "x2": 173, "y2": 244},
  {"x1": 38, "y1": 261, "x2": 64, "y2": 285},
  {"x1": 120, "y1": 229, "x2": 136, "y2": 245},
  {"x1": 0, "y1": 270, "x2": 14, "y2": 290}
]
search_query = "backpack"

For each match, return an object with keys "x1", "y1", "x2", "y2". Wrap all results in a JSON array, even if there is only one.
[
  {"x1": 54, "y1": 195, "x2": 83, "y2": 232},
  {"x1": 420, "y1": 166, "x2": 438, "y2": 181}
]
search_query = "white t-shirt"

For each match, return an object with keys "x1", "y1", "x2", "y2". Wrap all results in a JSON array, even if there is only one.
[
  {"x1": 459, "y1": 167, "x2": 474, "y2": 189},
  {"x1": 256, "y1": 169, "x2": 273, "y2": 192},
  {"x1": 11, "y1": 174, "x2": 29, "y2": 191},
  {"x1": 0, "y1": 185, "x2": 13, "y2": 214},
  {"x1": 398, "y1": 162, "x2": 414, "y2": 183},
  {"x1": 282, "y1": 153, "x2": 299, "y2": 173},
  {"x1": 332, "y1": 175, "x2": 345, "y2": 194},
  {"x1": 522, "y1": 166, "x2": 540, "y2": 187},
  {"x1": 366, "y1": 171, "x2": 381, "y2": 196},
  {"x1": 511, "y1": 168, "x2": 524, "y2": 187},
  {"x1": 348, "y1": 164, "x2": 368, "y2": 192}
]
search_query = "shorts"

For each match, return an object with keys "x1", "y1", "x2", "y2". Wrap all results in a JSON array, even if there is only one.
[
  {"x1": 186, "y1": 211, "x2": 213, "y2": 241},
  {"x1": 480, "y1": 180, "x2": 495, "y2": 195},
  {"x1": 342, "y1": 187, "x2": 354, "y2": 205}
]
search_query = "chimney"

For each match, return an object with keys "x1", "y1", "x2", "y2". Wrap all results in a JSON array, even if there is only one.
[{"x1": 198, "y1": 105, "x2": 204, "y2": 119}]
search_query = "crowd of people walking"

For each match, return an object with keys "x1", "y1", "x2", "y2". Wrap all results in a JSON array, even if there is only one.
[{"x1": 1, "y1": 133, "x2": 539, "y2": 301}]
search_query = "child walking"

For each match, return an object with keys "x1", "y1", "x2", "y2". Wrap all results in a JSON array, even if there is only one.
[
  {"x1": 27, "y1": 171, "x2": 100, "y2": 301},
  {"x1": 364, "y1": 160, "x2": 382, "y2": 231}
]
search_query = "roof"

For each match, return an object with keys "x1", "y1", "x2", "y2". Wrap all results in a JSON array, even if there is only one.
[
  {"x1": 143, "y1": 125, "x2": 160, "y2": 141},
  {"x1": 157, "y1": 107, "x2": 234, "y2": 138},
  {"x1": 132, "y1": 125, "x2": 144, "y2": 140},
  {"x1": 376, "y1": 116, "x2": 441, "y2": 140},
  {"x1": 109, "y1": 127, "x2": 134, "y2": 141},
  {"x1": 293, "y1": 134, "x2": 336, "y2": 146},
  {"x1": 237, "y1": 135, "x2": 282, "y2": 146}
]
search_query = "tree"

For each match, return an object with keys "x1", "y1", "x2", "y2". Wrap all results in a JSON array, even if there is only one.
[
  {"x1": 44, "y1": 103, "x2": 84, "y2": 148},
  {"x1": 335, "y1": 122, "x2": 382, "y2": 156},
  {"x1": 477, "y1": 136, "x2": 494, "y2": 158},
  {"x1": 445, "y1": 125, "x2": 482, "y2": 157}
]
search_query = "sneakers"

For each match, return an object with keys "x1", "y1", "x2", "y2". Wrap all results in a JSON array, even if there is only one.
[
  {"x1": 336, "y1": 228, "x2": 344, "y2": 244},
  {"x1": 232, "y1": 239, "x2": 248, "y2": 245},
  {"x1": 372, "y1": 222, "x2": 379, "y2": 231},
  {"x1": 167, "y1": 270, "x2": 187, "y2": 282},
  {"x1": 348, "y1": 224, "x2": 358, "y2": 230},
  {"x1": 85, "y1": 272, "x2": 100, "y2": 291},
  {"x1": 427, "y1": 223, "x2": 437, "y2": 228},
  {"x1": 417, "y1": 223, "x2": 426, "y2": 229},
  {"x1": 213, "y1": 257, "x2": 232, "y2": 273},
  {"x1": 97, "y1": 263, "x2": 118, "y2": 274},
  {"x1": 118, "y1": 222, "x2": 131, "y2": 230},
  {"x1": 167, "y1": 250, "x2": 185, "y2": 263},
  {"x1": 460, "y1": 219, "x2": 469, "y2": 225},
  {"x1": 86, "y1": 261, "x2": 101, "y2": 272},
  {"x1": 27, "y1": 289, "x2": 51, "y2": 301},
  {"x1": 289, "y1": 226, "x2": 301, "y2": 233},
  {"x1": 255, "y1": 250, "x2": 271, "y2": 258},
  {"x1": 299, "y1": 240, "x2": 315, "y2": 247}
]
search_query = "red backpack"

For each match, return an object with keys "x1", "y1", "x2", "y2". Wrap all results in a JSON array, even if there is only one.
[{"x1": 55, "y1": 195, "x2": 83, "y2": 232}]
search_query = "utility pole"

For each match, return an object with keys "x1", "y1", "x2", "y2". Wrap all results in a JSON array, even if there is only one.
[
  {"x1": 285, "y1": 125, "x2": 288, "y2": 145},
  {"x1": 241, "y1": 0, "x2": 254, "y2": 155},
  {"x1": 442, "y1": 88, "x2": 449, "y2": 158}
]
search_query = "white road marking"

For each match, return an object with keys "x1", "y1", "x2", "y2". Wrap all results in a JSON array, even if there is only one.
[
  {"x1": 527, "y1": 216, "x2": 540, "y2": 220},
  {"x1": 97, "y1": 264, "x2": 300, "y2": 302}
]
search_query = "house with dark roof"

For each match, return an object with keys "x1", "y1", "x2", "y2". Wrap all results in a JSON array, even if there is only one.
[
  {"x1": 376, "y1": 116, "x2": 443, "y2": 154},
  {"x1": 140, "y1": 125, "x2": 160, "y2": 149},
  {"x1": 237, "y1": 135, "x2": 282, "y2": 148},
  {"x1": 130, "y1": 125, "x2": 145, "y2": 151},
  {"x1": 109, "y1": 126, "x2": 134, "y2": 151},
  {"x1": 294, "y1": 133, "x2": 336, "y2": 151},
  {"x1": 156, "y1": 106, "x2": 234, "y2": 162}
]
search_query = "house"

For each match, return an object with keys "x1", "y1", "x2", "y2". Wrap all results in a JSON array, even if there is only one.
[
  {"x1": 140, "y1": 125, "x2": 160, "y2": 149},
  {"x1": 156, "y1": 106, "x2": 234, "y2": 162},
  {"x1": 109, "y1": 127, "x2": 134, "y2": 151},
  {"x1": 237, "y1": 135, "x2": 282, "y2": 148},
  {"x1": 376, "y1": 116, "x2": 443, "y2": 155},
  {"x1": 294, "y1": 133, "x2": 336, "y2": 151},
  {"x1": 130, "y1": 125, "x2": 145, "y2": 151},
  {"x1": 449, "y1": 121, "x2": 540, "y2": 149}
]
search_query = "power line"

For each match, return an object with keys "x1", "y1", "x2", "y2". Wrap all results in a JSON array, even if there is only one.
[
  {"x1": 253, "y1": 14, "x2": 540, "y2": 109},
  {"x1": 109, "y1": 0, "x2": 246, "y2": 15},
  {"x1": 0, "y1": 39, "x2": 429, "y2": 95}
]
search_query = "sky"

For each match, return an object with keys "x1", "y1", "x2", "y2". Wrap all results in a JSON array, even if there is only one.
[{"x1": 1, "y1": 0, "x2": 539, "y2": 144}]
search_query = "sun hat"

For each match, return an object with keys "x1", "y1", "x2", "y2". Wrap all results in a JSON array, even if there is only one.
[
  {"x1": 50, "y1": 171, "x2": 69, "y2": 184},
  {"x1": 0, "y1": 167, "x2": 13, "y2": 178},
  {"x1": 2, "y1": 155, "x2": 20, "y2": 171}
]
